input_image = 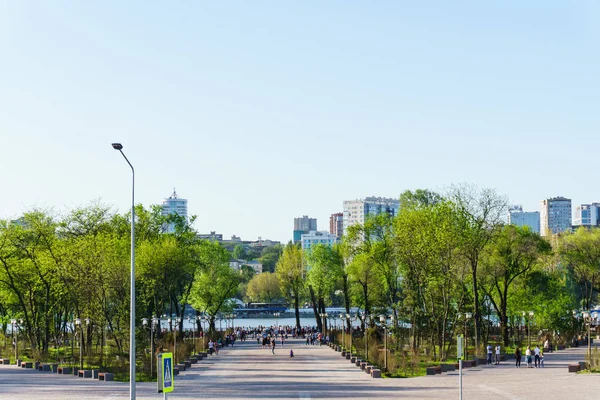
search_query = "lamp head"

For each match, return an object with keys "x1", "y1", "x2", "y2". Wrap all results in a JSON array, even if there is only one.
[{"x1": 111, "y1": 143, "x2": 123, "y2": 150}]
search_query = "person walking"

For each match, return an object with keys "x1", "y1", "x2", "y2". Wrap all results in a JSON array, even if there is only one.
[
  {"x1": 271, "y1": 338, "x2": 276, "y2": 354},
  {"x1": 526, "y1": 346, "x2": 532, "y2": 368},
  {"x1": 495, "y1": 345, "x2": 501, "y2": 365},
  {"x1": 515, "y1": 347, "x2": 521, "y2": 368},
  {"x1": 534, "y1": 345, "x2": 540, "y2": 368},
  {"x1": 486, "y1": 344, "x2": 493, "y2": 365}
]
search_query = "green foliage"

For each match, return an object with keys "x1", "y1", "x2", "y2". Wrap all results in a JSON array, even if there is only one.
[{"x1": 246, "y1": 272, "x2": 281, "y2": 303}]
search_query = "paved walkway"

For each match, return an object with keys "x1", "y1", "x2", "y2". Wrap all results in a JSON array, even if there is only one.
[{"x1": 0, "y1": 339, "x2": 597, "y2": 399}]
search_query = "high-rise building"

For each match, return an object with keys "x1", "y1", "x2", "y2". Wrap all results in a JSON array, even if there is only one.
[
  {"x1": 161, "y1": 189, "x2": 188, "y2": 233},
  {"x1": 540, "y1": 196, "x2": 572, "y2": 236},
  {"x1": 573, "y1": 203, "x2": 600, "y2": 227},
  {"x1": 293, "y1": 215, "x2": 317, "y2": 243},
  {"x1": 301, "y1": 231, "x2": 339, "y2": 251},
  {"x1": 343, "y1": 196, "x2": 400, "y2": 235},
  {"x1": 508, "y1": 205, "x2": 540, "y2": 234},
  {"x1": 329, "y1": 212, "x2": 343, "y2": 239}
]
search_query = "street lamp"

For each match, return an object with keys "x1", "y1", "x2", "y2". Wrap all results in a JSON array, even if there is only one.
[
  {"x1": 460, "y1": 312, "x2": 472, "y2": 360},
  {"x1": 111, "y1": 142, "x2": 136, "y2": 400},
  {"x1": 75, "y1": 318, "x2": 83, "y2": 370},
  {"x1": 380, "y1": 315, "x2": 387, "y2": 370},
  {"x1": 339, "y1": 314, "x2": 345, "y2": 349},
  {"x1": 346, "y1": 313, "x2": 353, "y2": 358},
  {"x1": 174, "y1": 317, "x2": 181, "y2": 363},
  {"x1": 10, "y1": 319, "x2": 17, "y2": 363},
  {"x1": 582, "y1": 311, "x2": 596, "y2": 369},
  {"x1": 528, "y1": 311, "x2": 534, "y2": 347},
  {"x1": 362, "y1": 313, "x2": 369, "y2": 361}
]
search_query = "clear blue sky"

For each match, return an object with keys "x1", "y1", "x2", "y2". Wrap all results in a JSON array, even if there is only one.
[{"x1": 1, "y1": 1, "x2": 598, "y2": 242}]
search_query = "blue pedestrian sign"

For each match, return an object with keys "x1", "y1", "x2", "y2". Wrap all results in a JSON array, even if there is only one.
[{"x1": 159, "y1": 352, "x2": 174, "y2": 393}]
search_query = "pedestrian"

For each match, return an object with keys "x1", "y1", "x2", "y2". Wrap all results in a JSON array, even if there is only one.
[
  {"x1": 515, "y1": 347, "x2": 521, "y2": 368},
  {"x1": 290, "y1": 349, "x2": 294, "y2": 358},
  {"x1": 208, "y1": 340, "x2": 214, "y2": 355},
  {"x1": 271, "y1": 338, "x2": 276, "y2": 354},
  {"x1": 486, "y1": 344, "x2": 493, "y2": 365},
  {"x1": 540, "y1": 351, "x2": 544, "y2": 368},
  {"x1": 281, "y1": 335, "x2": 284, "y2": 346},
  {"x1": 495, "y1": 345, "x2": 501, "y2": 365},
  {"x1": 534, "y1": 345, "x2": 540, "y2": 368},
  {"x1": 526, "y1": 346, "x2": 532, "y2": 368}
]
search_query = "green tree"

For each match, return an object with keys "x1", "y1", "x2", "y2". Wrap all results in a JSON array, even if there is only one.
[
  {"x1": 189, "y1": 241, "x2": 240, "y2": 333},
  {"x1": 246, "y1": 272, "x2": 281, "y2": 303},
  {"x1": 480, "y1": 225, "x2": 552, "y2": 346},
  {"x1": 275, "y1": 243, "x2": 304, "y2": 329},
  {"x1": 233, "y1": 244, "x2": 247, "y2": 260},
  {"x1": 558, "y1": 227, "x2": 600, "y2": 310}
]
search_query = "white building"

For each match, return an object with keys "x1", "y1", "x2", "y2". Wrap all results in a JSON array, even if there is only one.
[
  {"x1": 574, "y1": 203, "x2": 600, "y2": 227},
  {"x1": 301, "y1": 231, "x2": 339, "y2": 251},
  {"x1": 508, "y1": 205, "x2": 540, "y2": 234},
  {"x1": 540, "y1": 196, "x2": 572, "y2": 236},
  {"x1": 343, "y1": 196, "x2": 400, "y2": 235},
  {"x1": 161, "y1": 189, "x2": 188, "y2": 233}
]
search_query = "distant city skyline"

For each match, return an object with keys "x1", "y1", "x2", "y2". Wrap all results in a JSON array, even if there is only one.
[{"x1": 1, "y1": 2, "x2": 598, "y2": 242}]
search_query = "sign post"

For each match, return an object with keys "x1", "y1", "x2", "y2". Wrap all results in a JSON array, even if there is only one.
[
  {"x1": 157, "y1": 352, "x2": 174, "y2": 399},
  {"x1": 457, "y1": 335, "x2": 463, "y2": 400}
]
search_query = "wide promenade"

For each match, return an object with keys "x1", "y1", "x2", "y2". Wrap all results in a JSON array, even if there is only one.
[{"x1": 0, "y1": 338, "x2": 597, "y2": 399}]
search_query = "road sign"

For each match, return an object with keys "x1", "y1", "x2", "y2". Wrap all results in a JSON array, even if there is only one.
[{"x1": 157, "y1": 352, "x2": 174, "y2": 394}]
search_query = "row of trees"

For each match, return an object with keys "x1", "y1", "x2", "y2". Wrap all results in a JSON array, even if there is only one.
[
  {"x1": 1, "y1": 185, "x2": 598, "y2": 363},
  {"x1": 0, "y1": 204, "x2": 241, "y2": 360},
  {"x1": 269, "y1": 187, "x2": 599, "y2": 361}
]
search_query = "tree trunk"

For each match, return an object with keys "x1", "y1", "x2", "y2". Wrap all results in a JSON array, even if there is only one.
[
  {"x1": 294, "y1": 294, "x2": 301, "y2": 330},
  {"x1": 308, "y1": 285, "x2": 321, "y2": 331},
  {"x1": 471, "y1": 260, "x2": 481, "y2": 352}
]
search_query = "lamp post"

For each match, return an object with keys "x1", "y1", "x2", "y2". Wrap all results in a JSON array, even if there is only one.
[
  {"x1": 75, "y1": 318, "x2": 83, "y2": 370},
  {"x1": 380, "y1": 315, "x2": 387, "y2": 370},
  {"x1": 202, "y1": 316, "x2": 208, "y2": 348},
  {"x1": 339, "y1": 314, "x2": 345, "y2": 349},
  {"x1": 346, "y1": 313, "x2": 353, "y2": 358},
  {"x1": 362, "y1": 313, "x2": 369, "y2": 361},
  {"x1": 528, "y1": 311, "x2": 534, "y2": 347},
  {"x1": 582, "y1": 311, "x2": 594, "y2": 369},
  {"x1": 11, "y1": 319, "x2": 17, "y2": 362},
  {"x1": 175, "y1": 317, "x2": 181, "y2": 363},
  {"x1": 464, "y1": 312, "x2": 472, "y2": 360},
  {"x1": 111, "y1": 142, "x2": 136, "y2": 400}
]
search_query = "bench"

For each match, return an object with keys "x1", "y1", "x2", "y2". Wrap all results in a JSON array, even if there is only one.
[
  {"x1": 365, "y1": 365, "x2": 373, "y2": 374},
  {"x1": 39, "y1": 364, "x2": 51, "y2": 372},
  {"x1": 371, "y1": 368, "x2": 382, "y2": 378},
  {"x1": 355, "y1": 359, "x2": 362, "y2": 367},
  {"x1": 360, "y1": 362, "x2": 367, "y2": 370},
  {"x1": 578, "y1": 361, "x2": 587, "y2": 370},
  {"x1": 58, "y1": 367, "x2": 72, "y2": 374},
  {"x1": 184, "y1": 360, "x2": 191, "y2": 369},
  {"x1": 351, "y1": 357, "x2": 357, "y2": 363},
  {"x1": 441, "y1": 364, "x2": 455, "y2": 372},
  {"x1": 93, "y1": 370, "x2": 99, "y2": 379},
  {"x1": 1, "y1": 359, "x2": 10, "y2": 365},
  {"x1": 98, "y1": 372, "x2": 114, "y2": 381},
  {"x1": 568, "y1": 364, "x2": 580, "y2": 373},
  {"x1": 426, "y1": 366, "x2": 442, "y2": 375},
  {"x1": 51, "y1": 363, "x2": 58, "y2": 373},
  {"x1": 78, "y1": 370, "x2": 92, "y2": 378}
]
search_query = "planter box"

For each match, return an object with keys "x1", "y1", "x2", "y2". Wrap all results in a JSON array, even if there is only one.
[{"x1": 371, "y1": 368, "x2": 382, "y2": 378}]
